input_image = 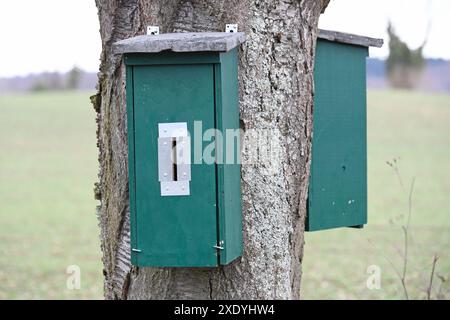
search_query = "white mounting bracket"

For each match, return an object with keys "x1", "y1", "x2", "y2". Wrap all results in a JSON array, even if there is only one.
[
  {"x1": 225, "y1": 24, "x2": 238, "y2": 33},
  {"x1": 147, "y1": 26, "x2": 160, "y2": 35}
]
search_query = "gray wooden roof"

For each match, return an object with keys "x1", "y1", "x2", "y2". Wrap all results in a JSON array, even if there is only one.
[
  {"x1": 113, "y1": 32, "x2": 246, "y2": 54},
  {"x1": 318, "y1": 29, "x2": 383, "y2": 48},
  {"x1": 113, "y1": 29, "x2": 382, "y2": 54}
]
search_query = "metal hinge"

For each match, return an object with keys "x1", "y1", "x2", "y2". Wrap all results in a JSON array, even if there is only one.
[{"x1": 213, "y1": 240, "x2": 225, "y2": 250}]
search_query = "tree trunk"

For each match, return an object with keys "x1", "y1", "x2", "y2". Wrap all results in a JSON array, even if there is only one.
[{"x1": 93, "y1": 0, "x2": 329, "y2": 300}]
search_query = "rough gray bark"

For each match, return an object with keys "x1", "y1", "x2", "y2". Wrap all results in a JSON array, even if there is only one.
[{"x1": 93, "y1": 0, "x2": 330, "y2": 300}]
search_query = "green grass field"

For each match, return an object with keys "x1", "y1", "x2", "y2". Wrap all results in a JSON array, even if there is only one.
[
  {"x1": 0, "y1": 89, "x2": 449, "y2": 299},
  {"x1": 0, "y1": 92, "x2": 102, "y2": 299}
]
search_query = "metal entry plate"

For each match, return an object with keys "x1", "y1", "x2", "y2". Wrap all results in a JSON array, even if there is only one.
[{"x1": 158, "y1": 122, "x2": 191, "y2": 196}]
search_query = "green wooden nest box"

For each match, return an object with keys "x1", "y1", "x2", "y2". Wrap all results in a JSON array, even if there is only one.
[
  {"x1": 114, "y1": 30, "x2": 383, "y2": 267},
  {"x1": 306, "y1": 30, "x2": 383, "y2": 231},
  {"x1": 114, "y1": 32, "x2": 246, "y2": 267}
]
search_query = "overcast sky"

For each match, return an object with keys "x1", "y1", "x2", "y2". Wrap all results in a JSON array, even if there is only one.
[{"x1": 0, "y1": 0, "x2": 449, "y2": 77}]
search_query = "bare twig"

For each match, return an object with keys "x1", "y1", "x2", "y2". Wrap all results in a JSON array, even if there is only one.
[
  {"x1": 399, "y1": 178, "x2": 415, "y2": 300},
  {"x1": 426, "y1": 255, "x2": 439, "y2": 300},
  {"x1": 386, "y1": 158, "x2": 405, "y2": 192},
  {"x1": 382, "y1": 160, "x2": 446, "y2": 299},
  {"x1": 436, "y1": 274, "x2": 447, "y2": 300},
  {"x1": 406, "y1": 178, "x2": 414, "y2": 232},
  {"x1": 387, "y1": 159, "x2": 415, "y2": 299},
  {"x1": 366, "y1": 237, "x2": 403, "y2": 280}
]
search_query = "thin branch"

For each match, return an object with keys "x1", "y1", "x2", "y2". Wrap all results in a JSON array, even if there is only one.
[
  {"x1": 400, "y1": 178, "x2": 415, "y2": 300},
  {"x1": 386, "y1": 158, "x2": 405, "y2": 192},
  {"x1": 366, "y1": 237, "x2": 403, "y2": 282},
  {"x1": 436, "y1": 274, "x2": 446, "y2": 300},
  {"x1": 406, "y1": 178, "x2": 414, "y2": 231},
  {"x1": 426, "y1": 255, "x2": 439, "y2": 300}
]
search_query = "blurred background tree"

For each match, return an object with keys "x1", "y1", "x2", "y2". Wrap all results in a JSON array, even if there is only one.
[
  {"x1": 30, "y1": 72, "x2": 63, "y2": 92},
  {"x1": 386, "y1": 22, "x2": 427, "y2": 89},
  {"x1": 66, "y1": 66, "x2": 82, "y2": 90},
  {"x1": 26, "y1": 67, "x2": 87, "y2": 92}
]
